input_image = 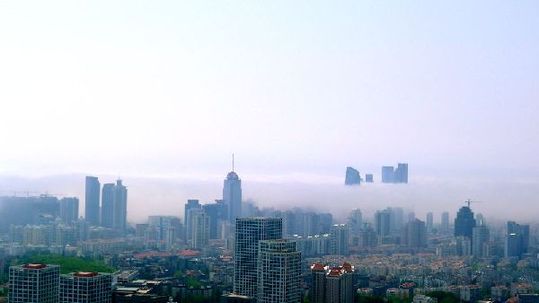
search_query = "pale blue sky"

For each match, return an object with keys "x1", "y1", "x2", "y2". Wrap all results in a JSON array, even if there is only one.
[{"x1": 0, "y1": 1, "x2": 538, "y2": 181}]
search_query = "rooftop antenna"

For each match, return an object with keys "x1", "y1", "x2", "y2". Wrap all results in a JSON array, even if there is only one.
[{"x1": 232, "y1": 153, "x2": 235, "y2": 172}]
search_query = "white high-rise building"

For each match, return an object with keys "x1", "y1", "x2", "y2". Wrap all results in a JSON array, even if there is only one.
[
  {"x1": 191, "y1": 209, "x2": 210, "y2": 249},
  {"x1": 257, "y1": 239, "x2": 302, "y2": 303},
  {"x1": 59, "y1": 272, "x2": 112, "y2": 303},
  {"x1": 234, "y1": 217, "x2": 282, "y2": 299},
  {"x1": 9, "y1": 263, "x2": 60, "y2": 303}
]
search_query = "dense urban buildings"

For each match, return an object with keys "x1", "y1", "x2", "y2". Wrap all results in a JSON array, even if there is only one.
[{"x1": 344, "y1": 166, "x2": 361, "y2": 185}]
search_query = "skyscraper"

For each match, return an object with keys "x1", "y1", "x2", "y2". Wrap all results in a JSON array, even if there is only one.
[
  {"x1": 330, "y1": 224, "x2": 350, "y2": 255},
  {"x1": 344, "y1": 167, "x2": 361, "y2": 185},
  {"x1": 381, "y1": 166, "x2": 395, "y2": 183},
  {"x1": 310, "y1": 263, "x2": 327, "y2": 303},
  {"x1": 375, "y1": 209, "x2": 391, "y2": 239},
  {"x1": 454, "y1": 205, "x2": 476, "y2": 239},
  {"x1": 191, "y1": 209, "x2": 210, "y2": 249},
  {"x1": 505, "y1": 221, "x2": 529, "y2": 259},
  {"x1": 426, "y1": 212, "x2": 433, "y2": 234},
  {"x1": 203, "y1": 200, "x2": 227, "y2": 239},
  {"x1": 112, "y1": 179, "x2": 127, "y2": 233},
  {"x1": 401, "y1": 219, "x2": 426, "y2": 248},
  {"x1": 234, "y1": 217, "x2": 282, "y2": 299},
  {"x1": 441, "y1": 212, "x2": 450, "y2": 234},
  {"x1": 257, "y1": 239, "x2": 302, "y2": 303},
  {"x1": 472, "y1": 225, "x2": 490, "y2": 258},
  {"x1": 59, "y1": 197, "x2": 79, "y2": 225},
  {"x1": 395, "y1": 163, "x2": 409, "y2": 183},
  {"x1": 184, "y1": 199, "x2": 201, "y2": 241},
  {"x1": 85, "y1": 176, "x2": 100, "y2": 226},
  {"x1": 100, "y1": 183, "x2": 115, "y2": 228},
  {"x1": 224, "y1": 171, "x2": 242, "y2": 223},
  {"x1": 59, "y1": 272, "x2": 112, "y2": 303},
  {"x1": 9, "y1": 263, "x2": 60, "y2": 303}
]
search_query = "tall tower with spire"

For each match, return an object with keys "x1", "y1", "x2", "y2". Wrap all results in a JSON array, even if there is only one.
[{"x1": 223, "y1": 154, "x2": 242, "y2": 223}]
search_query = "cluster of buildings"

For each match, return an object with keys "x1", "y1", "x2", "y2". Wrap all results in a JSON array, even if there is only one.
[{"x1": 344, "y1": 162, "x2": 408, "y2": 185}]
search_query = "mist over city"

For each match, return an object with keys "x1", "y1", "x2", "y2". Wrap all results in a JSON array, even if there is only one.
[{"x1": 1, "y1": 1, "x2": 538, "y2": 303}]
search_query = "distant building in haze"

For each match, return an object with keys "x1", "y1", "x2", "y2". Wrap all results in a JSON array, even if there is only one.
[
  {"x1": 344, "y1": 167, "x2": 361, "y2": 185},
  {"x1": 203, "y1": 200, "x2": 227, "y2": 239},
  {"x1": 257, "y1": 239, "x2": 302, "y2": 303},
  {"x1": 59, "y1": 197, "x2": 79, "y2": 225},
  {"x1": 100, "y1": 183, "x2": 114, "y2": 228},
  {"x1": 85, "y1": 176, "x2": 100, "y2": 226},
  {"x1": 401, "y1": 219, "x2": 426, "y2": 248},
  {"x1": 441, "y1": 212, "x2": 450, "y2": 234},
  {"x1": 472, "y1": 225, "x2": 490, "y2": 258},
  {"x1": 505, "y1": 221, "x2": 529, "y2": 259},
  {"x1": 365, "y1": 174, "x2": 374, "y2": 183},
  {"x1": 100, "y1": 180, "x2": 127, "y2": 234},
  {"x1": 330, "y1": 224, "x2": 350, "y2": 255},
  {"x1": 381, "y1": 163, "x2": 408, "y2": 183},
  {"x1": 454, "y1": 205, "x2": 476, "y2": 239},
  {"x1": 426, "y1": 212, "x2": 433, "y2": 234},
  {"x1": 184, "y1": 199, "x2": 201, "y2": 241},
  {"x1": 375, "y1": 209, "x2": 392, "y2": 241},
  {"x1": 234, "y1": 217, "x2": 282, "y2": 299},
  {"x1": 191, "y1": 209, "x2": 210, "y2": 249}
]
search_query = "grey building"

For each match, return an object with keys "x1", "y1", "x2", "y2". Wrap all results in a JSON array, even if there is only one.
[
  {"x1": 101, "y1": 183, "x2": 115, "y2": 228},
  {"x1": 330, "y1": 224, "x2": 350, "y2": 255},
  {"x1": 59, "y1": 197, "x2": 79, "y2": 225},
  {"x1": 381, "y1": 166, "x2": 395, "y2": 183},
  {"x1": 454, "y1": 205, "x2": 476, "y2": 239},
  {"x1": 191, "y1": 209, "x2": 210, "y2": 249},
  {"x1": 401, "y1": 219, "x2": 426, "y2": 248},
  {"x1": 344, "y1": 167, "x2": 361, "y2": 185},
  {"x1": 85, "y1": 176, "x2": 100, "y2": 226},
  {"x1": 184, "y1": 199, "x2": 201, "y2": 241},
  {"x1": 224, "y1": 171, "x2": 242, "y2": 223},
  {"x1": 8, "y1": 263, "x2": 60, "y2": 303},
  {"x1": 257, "y1": 239, "x2": 302, "y2": 303},
  {"x1": 426, "y1": 212, "x2": 433, "y2": 234},
  {"x1": 441, "y1": 212, "x2": 450, "y2": 234},
  {"x1": 59, "y1": 272, "x2": 112, "y2": 303},
  {"x1": 234, "y1": 217, "x2": 282, "y2": 299},
  {"x1": 472, "y1": 225, "x2": 490, "y2": 258},
  {"x1": 310, "y1": 263, "x2": 355, "y2": 303}
]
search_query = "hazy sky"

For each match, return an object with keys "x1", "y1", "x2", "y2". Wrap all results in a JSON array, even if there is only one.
[{"x1": 1, "y1": 1, "x2": 538, "y2": 181}]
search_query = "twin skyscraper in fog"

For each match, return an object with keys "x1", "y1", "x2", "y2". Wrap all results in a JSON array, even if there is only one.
[
  {"x1": 345, "y1": 163, "x2": 408, "y2": 185},
  {"x1": 84, "y1": 176, "x2": 128, "y2": 234}
]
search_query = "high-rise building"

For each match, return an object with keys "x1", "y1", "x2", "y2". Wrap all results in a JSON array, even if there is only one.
[
  {"x1": 348, "y1": 209, "x2": 362, "y2": 234},
  {"x1": 257, "y1": 239, "x2": 302, "y2": 303},
  {"x1": 184, "y1": 199, "x2": 201, "y2": 241},
  {"x1": 234, "y1": 217, "x2": 282, "y2": 299},
  {"x1": 389, "y1": 207, "x2": 404, "y2": 234},
  {"x1": 330, "y1": 224, "x2": 349, "y2": 255},
  {"x1": 203, "y1": 200, "x2": 228, "y2": 239},
  {"x1": 344, "y1": 167, "x2": 361, "y2": 185},
  {"x1": 100, "y1": 183, "x2": 114, "y2": 228},
  {"x1": 112, "y1": 179, "x2": 128, "y2": 233},
  {"x1": 9, "y1": 263, "x2": 60, "y2": 303},
  {"x1": 191, "y1": 209, "x2": 210, "y2": 249},
  {"x1": 472, "y1": 225, "x2": 490, "y2": 258},
  {"x1": 505, "y1": 221, "x2": 529, "y2": 259},
  {"x1": 375, "y1": 209, "x2": 391, "y2": 240},
  {"x1": 381, "y1": 166, "x2": 395, "y2": 183},
  {"x1": 401, "y1": 219, "x2": 426, "y2": 248},
  {"x1": 454, "y1": 205, "x2": 476, "y2": 239},
  {"x1": 85, "y1": 176, "x2": 100, "y2": 226},
  {"x1": 224, "y1": 171, "x2": 242, "y2": 223},
  {"x1": 426, "y1": 212, "x2": 433, "y2": 234},
  {"x1": 365, "y1": 174, "x2": 374, "y2": 183},
  {"x1": 59, "y1": 197, "x2": 79, "y2": 225},
  {"x1": 395, "y1": 163, "x2": 409, "y2": 183},
  {"x1": 441, "y1": 212, "x2": 450, "y2": 234},
  {"x1": 59, "y1": 272, "x2": 112, "y2": 303},
  {"x1": 310, "y1": 263, "x2": 354, "y2": 303},
  {"x1": 148, "y1": 216, "x2": 181, "y2": 244},
  {"x1": 310, "y1": 263, "x2": 327, "y2": 303}
]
